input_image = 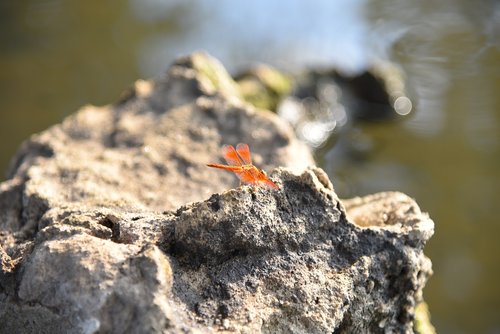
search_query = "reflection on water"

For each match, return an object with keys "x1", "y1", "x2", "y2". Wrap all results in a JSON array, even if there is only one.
[
  {"x1": 333, "y1": 2, "x2": 500, "y2": 333},
  {"x1": 135, "y1": 0, "x2": 371, "y2": 75},
  {"x1": 442, "y1": 252, "x2": 481, "y2": 302},
  {"x1": 0, "y1": 1, "x2": 499, "y2": 333}
]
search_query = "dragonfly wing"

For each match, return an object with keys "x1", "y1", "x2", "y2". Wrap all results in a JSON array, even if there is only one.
[
  {"x1": 234, "y1": 169, "x2": 258, "y2": 184},
  {"x1": 261, "y1": 178, "x2": 278, "y2": 189},
  {"x1": 229, "y1": 167, "x2": 258, "y2": 184},
  {"x1": 236, "y1": 143, "x2": 252, "y2": 165},
  {"x1": 255, "y1": 169, "x2": 278, "y2": 189},
  {"x1": 221, "y1": 145, "x2": 243, "y2": 166}
]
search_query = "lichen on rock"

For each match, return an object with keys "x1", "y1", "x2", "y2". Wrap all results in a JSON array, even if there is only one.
[{"x1": 0, "y1": 52, "x2": 433, "y2": 333}]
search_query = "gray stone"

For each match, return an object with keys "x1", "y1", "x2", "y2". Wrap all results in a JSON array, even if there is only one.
[{"x1": 0, "y1": 52, "x2": 433, "y2": 333}]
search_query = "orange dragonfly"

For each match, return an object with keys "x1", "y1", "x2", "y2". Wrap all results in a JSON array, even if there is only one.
[{"x1": 207, "y1": 143, "x2": 278, "y2": 189}]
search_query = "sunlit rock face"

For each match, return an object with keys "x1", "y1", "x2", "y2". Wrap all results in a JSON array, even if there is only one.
[{"x1": 0, "y1": 52, "x2": 433, "y2": 333}]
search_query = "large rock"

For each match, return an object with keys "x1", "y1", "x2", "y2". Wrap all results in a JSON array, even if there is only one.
[{"x1": 0, "y1": 52, "x2": 433, "y2": 333}]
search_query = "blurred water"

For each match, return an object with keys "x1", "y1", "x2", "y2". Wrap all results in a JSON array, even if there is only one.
[{"x1": 0, "y1": 1, "x2": 499, "y2": 332}]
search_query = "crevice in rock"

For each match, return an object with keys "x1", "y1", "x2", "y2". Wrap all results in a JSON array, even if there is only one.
[{"x1": 6, "y1": 141, "x2": 55, "y2": 180}]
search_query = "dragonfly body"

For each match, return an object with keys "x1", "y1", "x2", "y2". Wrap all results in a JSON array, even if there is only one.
[{"x1": 207, "y1": 143, "x2": 278, "y2": 189}]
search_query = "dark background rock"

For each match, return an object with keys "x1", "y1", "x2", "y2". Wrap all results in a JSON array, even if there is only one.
[{"x1": 0, "y1": 52, "x2": 433, "y2": 333}]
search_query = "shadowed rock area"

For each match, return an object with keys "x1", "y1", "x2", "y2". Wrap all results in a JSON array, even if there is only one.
[{"x1": 0, "y1": 52, "x2": 434, "y2": 333}]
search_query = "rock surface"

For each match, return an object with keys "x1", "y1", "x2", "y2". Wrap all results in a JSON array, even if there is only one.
[{"x1": 0, "y1": 52, "x2": 433, "y2": 333}]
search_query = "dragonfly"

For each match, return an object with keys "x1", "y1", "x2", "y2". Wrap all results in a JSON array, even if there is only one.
[{"x1": 207, "y1": 143, "x2": 278, "y2": 189}]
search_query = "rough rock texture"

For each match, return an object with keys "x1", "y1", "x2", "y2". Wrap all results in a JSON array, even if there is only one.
[{"x1": 0, "y1": 52, "x2": 434, "y2": 333}]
